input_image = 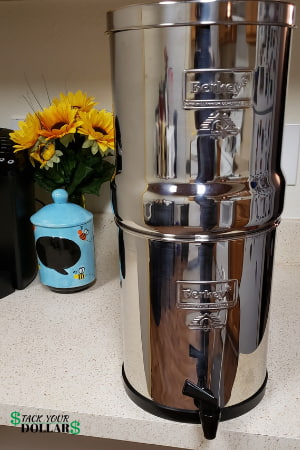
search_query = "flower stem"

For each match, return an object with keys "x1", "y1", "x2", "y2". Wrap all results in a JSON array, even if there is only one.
[{"x1": 69, "y1": 192, "x2": 86, "y2": 208}]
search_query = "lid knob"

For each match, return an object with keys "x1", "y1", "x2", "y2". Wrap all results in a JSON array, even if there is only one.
[
  {"x1": 31, "y1": 188, "x2": 92, "y2": 228},
  {"x1": 52, "y1": 189, "x2": 69, "y2": 204}
]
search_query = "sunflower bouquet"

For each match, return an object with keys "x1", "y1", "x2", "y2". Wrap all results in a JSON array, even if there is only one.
[{"x1": 9, "y1": 90, "x2": 115, "y2": 206}]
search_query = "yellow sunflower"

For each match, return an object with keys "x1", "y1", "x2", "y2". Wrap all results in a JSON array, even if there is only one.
[
  {"x1": 52, "y1": 90, "x2": 97, "y2": 113},
  {"x1": 29, "y1": 148, "x2": 45, "y2": 167},
  {"x1": 42, "y1": 142, "x2": 63, "y2": 169},
  {"x1": 9, "y1": 112, "x2": 41, "y2": 151},
  {"x1": 29, "y1": 141, "x2": 63, "y2": 168},
  {"x1": 38, "y1": 102, "x2": 81, "y2": 140},
  {"x1": 77, "y1": 109, "x2": 115, "y2": 154}
]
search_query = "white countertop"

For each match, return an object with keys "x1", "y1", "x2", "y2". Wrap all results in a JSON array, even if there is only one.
[{"x1": 0, "y1": 214, "x2": 299, "y2": 449}]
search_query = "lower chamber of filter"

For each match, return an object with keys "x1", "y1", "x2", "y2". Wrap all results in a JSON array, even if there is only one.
[{"x1": 122, "y1": 365, "x2": 268, "y2": 423}]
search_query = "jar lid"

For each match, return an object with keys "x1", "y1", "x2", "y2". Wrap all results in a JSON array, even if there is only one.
[{"x1": 30, "y1": 189, "x2": 93, "y2": 228}]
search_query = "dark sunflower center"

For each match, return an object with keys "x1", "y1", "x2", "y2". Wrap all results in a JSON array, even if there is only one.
[
  {"x1": 94, "y1": 127, "x2": 107, "y2": 135},
  {"x1": 52, "y1": 122, "x2": 66, "y2": 130}
]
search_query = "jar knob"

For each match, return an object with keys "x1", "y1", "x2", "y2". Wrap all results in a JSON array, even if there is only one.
[{"x1": 52, "y1": 189, "x2": 68, "y2": 204}]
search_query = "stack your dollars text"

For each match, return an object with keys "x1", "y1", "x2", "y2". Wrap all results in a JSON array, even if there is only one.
[{"x1": 10, "y1": 412, "x2": 81, "y2": 435}]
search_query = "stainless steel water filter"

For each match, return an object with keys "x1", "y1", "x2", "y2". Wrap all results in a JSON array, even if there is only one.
[{"x1": 107, "y1": 0, "x2": 295, "y2": 439}]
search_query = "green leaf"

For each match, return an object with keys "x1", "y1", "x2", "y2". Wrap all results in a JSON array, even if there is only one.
[
  {"x1": 100, "y1": 160, "x2": 115, "y2": 179},
  {"x1": 60, "y1": 134, "x2": 74, "y2": 148},
  {"x1": 80, "y1": 177, "x2": 105, "y2": 196},
  {"x1": 83, "y1": 152, "x2": 102, "y2": 168},
  {"x1": 91, "y1": 141, "x2": 99, "y2": 155},
  {"x1": 82, "y1": 139, "x2": 93, "y2": 149},
  {"x1": 67, "y1": 162, "x2": 94, "y2": 195},
  {"x1": 61, "y1": 155, "x2": 77, "y2": 183},
  {"x1": 81, "y1": 163, "x2": 114, "y2": 193},
  {"x1": 34, "y1": 168, "x2": 65, "y2": 192}
]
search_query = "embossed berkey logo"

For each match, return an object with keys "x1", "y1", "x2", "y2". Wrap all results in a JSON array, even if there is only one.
[
  {"x1": 183, "y1": 69, "x2": 253, "y2": 110},
  {"x1": 186, "y1": 312, "x2": 225, "y2": 331},
  {"x1": 190, "y1": 78, "x2": 247, "y2": 96},
  {"x1": 176, "y1": 280, "x2": 238, "y2": 310},
  {"x1": 176, "y1": 280, "x2": 238, "y2": 330},
  {"x1": 199, "y1": 111, "x2": 240, "y2": 139}
]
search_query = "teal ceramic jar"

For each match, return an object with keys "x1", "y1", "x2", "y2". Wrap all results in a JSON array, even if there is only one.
[{"x1": 30, "y1": 189, "x2": 96, "y2": 293}]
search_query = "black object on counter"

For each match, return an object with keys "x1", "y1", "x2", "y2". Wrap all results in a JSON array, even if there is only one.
[{"x1": 0, "y1": 128, "x2": 37, "y2": 298}]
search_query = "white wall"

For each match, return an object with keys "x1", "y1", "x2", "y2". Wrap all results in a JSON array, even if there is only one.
[
  {"x1": 0, "y1": 0, "x2": 154, "y2": 213},
  {"x1": 281, "y1": 9, "x2": 300, "y2": 219},
  {"x1": 0, "y1": 0, "x2": 299, "y2": 216}
]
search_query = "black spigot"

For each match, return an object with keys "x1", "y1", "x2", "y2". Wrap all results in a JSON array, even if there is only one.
[{"x1": 182, "y1": 379, "x2": 221, "y2": 440}]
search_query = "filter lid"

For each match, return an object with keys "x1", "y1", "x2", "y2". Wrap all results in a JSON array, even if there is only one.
[{"x1": 107, "y1": 0, "x2": 295, "y2": 33}]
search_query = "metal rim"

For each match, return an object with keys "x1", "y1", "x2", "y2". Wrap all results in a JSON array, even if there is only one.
[
  {"x1": 115, "y1": 217, "x2": 279, "y2": 243},
  {"x1": 107, "y1": 1, "x2": 295, "y2": 33}
]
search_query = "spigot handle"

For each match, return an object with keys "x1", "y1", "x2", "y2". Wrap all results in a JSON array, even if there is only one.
[
  {"x1": 182, "y1": 379, "x2": 218, "y2": 409},
  {"x1": 182, "y1": 379, "x2": 221, "y2": 440}
]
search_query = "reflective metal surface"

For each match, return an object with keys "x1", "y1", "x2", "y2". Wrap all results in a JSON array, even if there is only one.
[
  {"x1": 108, "y1": 0, "x2": 295, "y2": 414},
  {"x1": 119, "y1": 226, "x2": 275, "y2": 409},
  {"x1": 107, "y1": 1, "x2": 295, "y2": 32}
]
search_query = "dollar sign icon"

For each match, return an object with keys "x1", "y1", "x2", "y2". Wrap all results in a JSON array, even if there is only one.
[
  {"x1": 10, "y1": 411, "x2": 21, "y2": 426},
  {"x1": 69, "y1": 420, "x2": 80, "y2": 435}
]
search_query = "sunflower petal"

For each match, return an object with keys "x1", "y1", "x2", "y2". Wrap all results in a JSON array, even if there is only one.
[
  {"x1": 60, "y1": 133, "x2": 74, "y2": 147},
  {"x1": 77, "y1": 108, "x2": 115, "y2": 153}
]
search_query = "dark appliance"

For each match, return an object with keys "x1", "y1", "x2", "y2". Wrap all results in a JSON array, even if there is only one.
[{"x1": 0, "y1": 128, "x2": 37, "y2": 298}]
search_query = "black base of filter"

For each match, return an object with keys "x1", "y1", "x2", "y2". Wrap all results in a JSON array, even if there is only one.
[{"x1": 122, "y1": 365, "x2": 268, "y2": 423}]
